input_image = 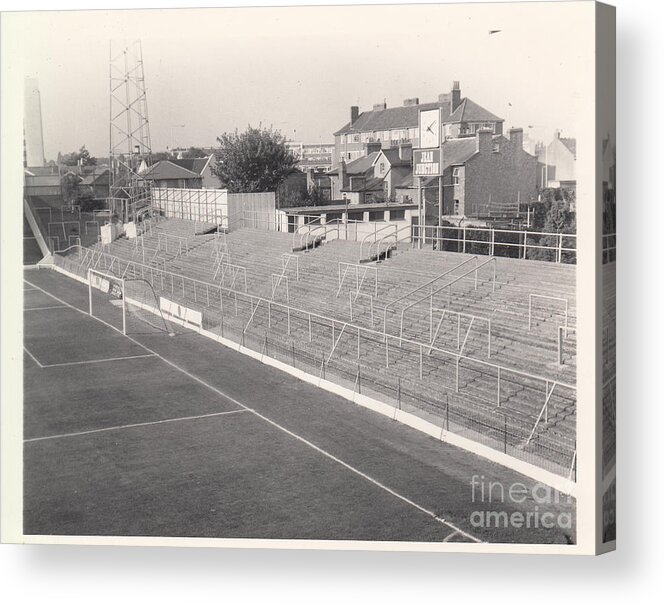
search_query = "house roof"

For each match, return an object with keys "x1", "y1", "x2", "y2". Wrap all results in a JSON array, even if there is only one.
[
  {"x1": 448, "y1": 98, "x2": 502, "y2": 124},
  {"x1": 377, "y1": 148, "x2": 412, "y2": 167},
  {"x1": 24, "y1": 172, "x2": 78, "y2": 186},
  {"x1": 393, "y1": 172, "x2": 415, "y2": 189},
  {"x1": 439, "y1": 134, "x2": 506, "y2": 171},
  {"x1": 79, "y1": 169, "x2": 110, "y2": 185},
  {"x1": 142, "y1": 160, "x2": 202, "y2": 181},
  {"x1": 170, "y1": 156, "x2": 213, "y2": 175},
  {"x1": 334, "y1": 97, "x2": 503, "y2": 136},
  {"x1": 356, "y1": 176, "x2": 384, "y2": 192},
  {"x1": 328, "y1": 151, "x2": 380, "y2": 176},
  {"x1": 24, "y1": 166, "x2": 59, "y2": 176},
  {"x1": 559, "y1": 137, "x2": 577, "y2": 157}
]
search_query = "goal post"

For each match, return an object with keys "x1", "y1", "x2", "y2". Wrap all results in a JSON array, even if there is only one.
[
  {"x1": 88, "y1": 268, "x2": 127, "y2": 335},
  {"x1": 88, "y1": 267, "x2": 175, "y2": 337}
]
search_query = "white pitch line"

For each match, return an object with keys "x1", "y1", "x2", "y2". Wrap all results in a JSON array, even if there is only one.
[
  {"x1": 23, "y1": 277, "x2": 482, "y2": 543},
  {"x1": 23, "y1": 346, "x2": 44, "y2": 368},
  {"x1": 25, "y1": 409, "x2": 248, "y2": 443},
  {"x1": 442, "y1": 530, "x2": 462, "y2": 542},
  {"x1": 40, "y1": 353, "x2": 156, "y2": 368},
  {"x1": 24, "y1": 305, "x2": 69, "y2": 311}
]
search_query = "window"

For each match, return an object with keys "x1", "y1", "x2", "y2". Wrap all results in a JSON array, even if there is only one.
[
  {"x1": 492, "y1": 141, "x2": 500, "y2": 153},
  {"x1": 379, "y1": 162, "x2": 385, "y2": 174},
  {"x1": 383, "y1": 131, "x2": 390, "y2": 141},
  {"x1": 368, "y1": 210, "x2": 385, "y2": 222},
  {"x1": 348, "y1": 211, "x2": 364, "y2": 222},
  {"x1": 452, "y1": 167, "x2": 461, "y2": 185},
  {"x1": 454, "y1": 199, "x2": 460, "y2": 214},
  {"x1": 352, "y1": 134, "x2": 360, "y2": 143},
  {"x1": 389, "y1": 209, "x2": 405, "y2": 221}
]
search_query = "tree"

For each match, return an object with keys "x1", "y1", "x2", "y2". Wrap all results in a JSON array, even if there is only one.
[
  {"x1": 212, "y1": 126, "x2": 298, "y2": 193},
  {"x1": 60, "y1": 145, "x2": 97, "y2": 167},
  {"x1": 60, "y1": 173, "x2": 80, "y2": 205},
  {"x1": 526, "y1": 194, "x2": 576, "y2": 262}
]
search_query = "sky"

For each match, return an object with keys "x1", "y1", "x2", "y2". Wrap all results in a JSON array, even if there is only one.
[{"x1": 6, "y1": 2, "x2": 592, "y2": 161}]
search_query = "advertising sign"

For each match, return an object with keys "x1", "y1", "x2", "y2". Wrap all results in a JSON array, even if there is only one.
[{"x1": 413, "y1": 149, "x2": 441, "y2": 176}]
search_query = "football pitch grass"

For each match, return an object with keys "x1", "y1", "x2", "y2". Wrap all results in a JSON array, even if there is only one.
[{"x1": 22, "y1": 268, "x2": 576, "y2": 544}]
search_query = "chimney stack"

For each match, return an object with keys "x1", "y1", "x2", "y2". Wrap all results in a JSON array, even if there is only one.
[
  {"x1": 403, "y1": 98, "x2": 420, "y2": 107},
  {"x1": 339, "y1": 160, "x2": 348, "y2": 192},
  {"x1": 373, "y1": 102, "x2": 387, "y2": 111},
  {"x1": 398, "y1": 143, "x2": 413, "y2": 162},
  {"x1": 509, "y1": 127, "x2": 524, "y2": 149},
  {"x1": 451, "y1": 81, "x2": 462, "y2": 113},
  {"x1": 476, "y1": 128, "x2": 493, "y2": 154},
  {"x1": 350, "y1": 106, "x2": 360, "y2": 125}
]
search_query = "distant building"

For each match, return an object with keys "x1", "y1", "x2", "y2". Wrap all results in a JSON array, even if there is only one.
[
  {"x1": 24, "y1": 78, "x2": 45, "y2": 168},
  {"x1": 540, "y1": 131, "x2": 576, "y2": 190},
  {"x1": 169, "y1": 156, "x2": 217, "y2": 188},
  {"x1": 327, "y1": 143, "x2": 414, "y2": 204},
  {"x1": 141, "y1": 160, "x2": 204, "y2": 189},
  {"x1": 326, "y1": 128, "x2": 536, "y2": 220},
  {"x1": 333, "y1": 81, "x2": 503, "y2": 167},
  {"x1": 305, "y1": 170, "x2": 332, "y2": 202},
  {"x1": 79, "y1": 169, "x2": 111, "y2": 199},
  {"x1": 286, "y1": 142, "x2": 335, "y2": 173},
  {"x1": 421, "y1": 128, "x2": 538, "y2": 219}
]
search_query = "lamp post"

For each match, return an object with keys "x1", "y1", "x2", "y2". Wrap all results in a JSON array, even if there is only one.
[{"x1": 343, "y1": 192, "x2": 348, "y2": 240}]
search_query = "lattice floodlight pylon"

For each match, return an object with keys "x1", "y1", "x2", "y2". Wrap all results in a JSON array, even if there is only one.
[{"x1": 108, "y1": 39, "x2": 153, "y2": 222}]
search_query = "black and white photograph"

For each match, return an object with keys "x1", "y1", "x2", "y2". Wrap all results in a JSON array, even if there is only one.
[{"x1": 2, "y1": 0, "x2": 617, "y2": 554}]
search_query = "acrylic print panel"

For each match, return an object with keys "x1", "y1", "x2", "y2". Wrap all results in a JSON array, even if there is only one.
[{"x1": 1, "y1": 0, "x2": 610, "y2": 554}]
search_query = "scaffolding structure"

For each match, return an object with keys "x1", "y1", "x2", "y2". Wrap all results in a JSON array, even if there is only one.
[{"x1": 108, "y1": 39, "x2": 153, "y2": 222}]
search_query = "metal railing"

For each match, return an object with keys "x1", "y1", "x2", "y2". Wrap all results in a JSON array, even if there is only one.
[
  {"x1": 381, "y1": 256, "x2": 479, "y2": 336},
  {"x1": 372, "y1": 224, "x2": 414, "y2": 262},
  {"x1": 55, "y1": 245, "x2": 577, "y2": 475},
  {"x1": 270, "y1": 273, "x2": 291, "y2": 303},
  {"x1": 602, "y1": 232, "x2": 616, "y2": 264},
  {"x1": 336, "y1": 262, "x2": 378, "y2": 299},
  {"x1": 349, "y1": 291, "x2": 375, "y2": 325},
  {"x1": 359, "y1": 224, "x2": 397, "y2": 262},
  {"x1": 397, "y1": 258, "x2": 496, "y2": 344},
  {"x1": 291, "y1": 214, "x2": 325, "y2": 250},
  {"x1": 157, "y1": 232, "x2": 191, "y2": 256},
  {"x1": 414, "y1": 224, "x2": 577, "y2": 264},
  {"x1": 558, "y1": 326, "x2": 576, "y2": 367}
]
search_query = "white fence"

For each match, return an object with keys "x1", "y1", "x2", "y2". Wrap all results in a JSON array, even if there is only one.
[
  {"x1": 152, "y1": 188, "x2": 228, "y2": 224},
  {"x1": 151, "y1": 188, "x2": 276, "y2": 230}
]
